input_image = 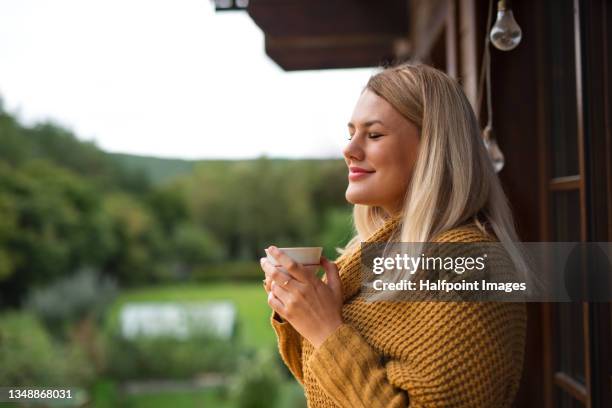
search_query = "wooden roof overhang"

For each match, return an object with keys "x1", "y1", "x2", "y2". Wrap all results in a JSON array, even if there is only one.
[{"x1": 245, "y1": 0, "x2": 412, "y2": 70}]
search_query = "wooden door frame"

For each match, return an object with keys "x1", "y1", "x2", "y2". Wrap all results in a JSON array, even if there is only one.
[
  {"x1": 579, "y1": 0, "x2": 612, "y2": 406},
  {"x1": 419, "y1": 0, "x2": 611, "y2": 405}
]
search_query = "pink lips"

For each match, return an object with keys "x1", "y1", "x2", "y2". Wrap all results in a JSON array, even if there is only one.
[{"x1": 348, "y1": 166, "x2": 375, "y2": 181}]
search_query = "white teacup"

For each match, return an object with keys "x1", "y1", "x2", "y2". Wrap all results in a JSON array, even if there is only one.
[{"x1": 264, "y1": 247, "x2": 323, "y2": 268}]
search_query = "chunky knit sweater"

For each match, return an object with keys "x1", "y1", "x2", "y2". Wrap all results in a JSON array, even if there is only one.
[{"x1": 271, "y1": 216, "x2": 526, "y2": 407}]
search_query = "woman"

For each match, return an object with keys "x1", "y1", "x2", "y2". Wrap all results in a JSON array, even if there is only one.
[{"x1": 260, "y1": 63, "x2": 526, "y2": 407}]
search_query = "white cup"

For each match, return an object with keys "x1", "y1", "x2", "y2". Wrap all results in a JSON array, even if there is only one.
[{"x1": 264, "y1": 247, "x2": 323, "y2": 268}]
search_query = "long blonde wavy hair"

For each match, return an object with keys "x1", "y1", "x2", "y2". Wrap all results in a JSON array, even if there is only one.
[{"x1": 340, "y1": 63, "x2": 526, "y2": 270}]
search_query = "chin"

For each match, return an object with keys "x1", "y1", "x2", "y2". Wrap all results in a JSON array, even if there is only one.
[{"x1": 345, "y1": 187, "x2": 376, "y2": 206}]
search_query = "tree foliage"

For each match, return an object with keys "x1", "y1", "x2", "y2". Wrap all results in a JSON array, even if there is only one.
[{"x1": 0, "y1": 105, "x2": 353, "y2": 305}]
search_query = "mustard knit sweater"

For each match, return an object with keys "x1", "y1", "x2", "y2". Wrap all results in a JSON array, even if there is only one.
[{"x1": 271, "y1": 216, "x2": 526, "y2": 407}]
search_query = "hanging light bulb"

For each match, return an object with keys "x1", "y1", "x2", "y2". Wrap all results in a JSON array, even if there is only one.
[
  {"x1": 489, "y1": 0, "x2": 522, "y2": 51},
  {"x1": 482, "y1": 125, "x2": 505, "y2": 172}
]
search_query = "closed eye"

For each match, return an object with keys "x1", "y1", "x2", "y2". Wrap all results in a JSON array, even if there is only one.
[{"x1": 347, "y1": 133, "x2": 384, "y2": 141}]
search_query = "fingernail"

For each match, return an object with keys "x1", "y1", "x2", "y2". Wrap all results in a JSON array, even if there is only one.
[
  {"x1": 260, "y1": 258, "x2": 266, "y2": 264},
  {"x1": 269, "y1": 246, "x2": 278, "y2": 253}
]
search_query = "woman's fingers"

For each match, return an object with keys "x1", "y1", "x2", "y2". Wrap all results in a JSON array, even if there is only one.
[
  {"x1": 261, "y1": 258, "x2": 284, "y2": 282},
  {"x1": 267, "y1": 246, "x2": 312, "y2": 283},
  {"x1": 260, "y1": 258, "x2": 273, "y2": 292},
  {"x1": 267, "y1": 291, "x2": 286, "y2": 315},
  {"x1": 270, "y1": 279, "x2": 293, "y2": 304},
  {"x1": 261, "y1": 259, "x2": 291, "y2": 283}
]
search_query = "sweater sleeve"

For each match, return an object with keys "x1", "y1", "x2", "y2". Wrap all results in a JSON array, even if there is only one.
[
  {"x1": 306, "y1": 302, "x2": 526, "y2": 408},
  {"x1": 270, "y1": 311, "x2": 304, "y2": 384}
]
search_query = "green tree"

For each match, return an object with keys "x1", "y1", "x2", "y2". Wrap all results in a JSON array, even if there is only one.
[{"x1": 102, "y1": 193, "x2": 167, "y2": 284}]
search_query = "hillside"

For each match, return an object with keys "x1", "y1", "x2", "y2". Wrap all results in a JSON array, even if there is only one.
[
  {"x1": 109, "y1": 153, "x2": 199, "y2": 185},
  {"x1": 109, "y1": 153, "x2": 346, "y2": 185}
]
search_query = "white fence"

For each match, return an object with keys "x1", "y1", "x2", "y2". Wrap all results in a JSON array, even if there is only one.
[{"x1": 119, "y1": 301, "x2": 236, "y2": 339}]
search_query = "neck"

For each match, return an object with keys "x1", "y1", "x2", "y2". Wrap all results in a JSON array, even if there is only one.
[{"x1": 382, "y1": 204, "x2": 403, "y2": 219}]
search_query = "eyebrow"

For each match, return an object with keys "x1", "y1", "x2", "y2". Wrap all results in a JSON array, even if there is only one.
[{"x1": 347, "y1": 120, "x2": 384, "y2": 128}]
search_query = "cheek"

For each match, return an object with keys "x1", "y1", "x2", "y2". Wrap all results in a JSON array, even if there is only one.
[
  {"x1": 379, "y1": 149, "x2": 413, "y2": 181},
  {"x1": 387, "y1": 141, "x2": 419, "y2": 187},
  {"x1": 344, "y1": 139, "x2": 418, "y2": 205},
  {"x1": 377, "y1": 165, "x2": 409, "y2": 195},
  {"x1": 376, "y1": 153, "x2": 415, "y2": 196}
]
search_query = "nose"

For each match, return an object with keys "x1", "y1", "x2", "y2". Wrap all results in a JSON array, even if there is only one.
[{"x1": 343, "y1": 134, "x2": 365, "y2": 163}]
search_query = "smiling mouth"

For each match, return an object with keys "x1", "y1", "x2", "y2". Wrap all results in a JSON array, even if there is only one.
[{"x1": 348, "y1": 170, "x2": 375, "y2": 181}]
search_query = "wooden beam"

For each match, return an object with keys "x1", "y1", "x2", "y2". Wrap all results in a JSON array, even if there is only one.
[
  {"x1": 247, "y1": 0, "x2": 409, "y2": 70},
  {"x1": 264, "y1": 34, "x2": 396, "y2": 71},
  {"x1": 549, "y1": 175, "x2": 581, "y2": 191},
  {"x1": 266, "y1": 34, "x2": 399, "y2": 49},
  {"x1": 410, "y1": 0, "x2": 450, "y2": 60},
  {"x1": 459, "y1": 0, "x2": 478, "y2": 112},
  {"x1": 445, "y1": 0, "x2": 458, "y2": 78},
  {"x1": 248, "y1": 0, "x2": 408, "y2": 38}
]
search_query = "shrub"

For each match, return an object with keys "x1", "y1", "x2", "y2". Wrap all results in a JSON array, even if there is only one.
[
  {"x1": 0, "y1": 311, "x2": 95, "y2": 387},
  {"x1": 318, "y1": 207, "x2": 353, "y2": 260},
  {"x1": 26, "y1": 268, "x2": 117, "y2": 333},
  {"x1": 281, "y1": 380, "x2": 307, "y2": 408},
  {"x1": 105, "y1": 331, "x2": 241, "y2": 380},
  {"x1": 192, "y1": 261, "x2": 262, "y2": 282},
  {"x1": 173, "y1": 223, "x2": 225, "y2": 266},
  {"x1": 231, "y1": 350, "x2": 283, "y2": 408}
]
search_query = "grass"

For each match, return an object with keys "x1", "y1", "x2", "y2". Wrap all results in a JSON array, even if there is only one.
[
  {"x1": 98, "y1": 282, "x2": 306, "y2": 408},
  {"x1": 0, "y1": 283, "x2": 302, "y2": 408},
  {"x1": 0, "y1": 379, "x2": 305, "y2": 408},
  {"x1": 88, "y1": 379, "x2": 231, "y2": 408},
  {"x1": 120, "y1": 388, "x2": 232, "y2": 408},
  {"x1": 88, "y1": 380, "x2": 304, "y2": 408},
  {"x1": 105, "y1": 282, "x2": 275, "y2": 351}
]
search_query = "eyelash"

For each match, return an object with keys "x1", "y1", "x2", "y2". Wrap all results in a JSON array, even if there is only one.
[{"x1": 347, "y1": 133, "x2": 383, "y2": 141}]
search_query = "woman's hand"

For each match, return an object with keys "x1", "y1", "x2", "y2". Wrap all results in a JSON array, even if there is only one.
[{"x1": 260, "y1": 246, "x2": 343, "y2": 348}]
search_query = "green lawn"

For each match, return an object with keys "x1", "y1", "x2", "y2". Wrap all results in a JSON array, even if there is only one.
[
  {"x1": 0, "y1": 283, "x2": 301, "y2": 408},
  {"x1": 106, "y1": 282, "x2": 275, "y2": 350},
  {"x1": 89, "y1": 379, "x2": 304, "y2": 408},
  {"x1": 117, "y1": 388, "x2": 231, "y2": 408},
  {"x1": 96, "y1": 282, "x2": 308, "y2": 408}
]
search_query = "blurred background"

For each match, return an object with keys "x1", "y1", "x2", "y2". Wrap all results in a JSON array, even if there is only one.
[
  {"x1": 0, "y1": 1, "x2": 374, "y2": 407},
  {"x1": 1, "y1": 0, "x2": 611, "y2": 407}
]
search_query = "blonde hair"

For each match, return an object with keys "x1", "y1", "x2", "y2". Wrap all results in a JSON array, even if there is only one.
[{"x1": 341, "y1": 63, "x2": 527, "y2": 276}]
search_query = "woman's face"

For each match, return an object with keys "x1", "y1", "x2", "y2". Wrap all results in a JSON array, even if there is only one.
[{"x1": 344, "y1": 89, "x2": 420, "y2": 216}]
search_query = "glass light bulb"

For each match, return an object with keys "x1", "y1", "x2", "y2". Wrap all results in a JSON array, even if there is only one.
[
  {"x1": 483, "y1": 126, "x2": 505, "y2": 173},
  {"x1": 489, "y1": 4, "x2": 522, "y2": 51}
]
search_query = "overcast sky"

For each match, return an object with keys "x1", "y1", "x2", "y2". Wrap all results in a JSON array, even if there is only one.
[{"x1": 0, "y1": 0, "x2": 376, "y2": 159}]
